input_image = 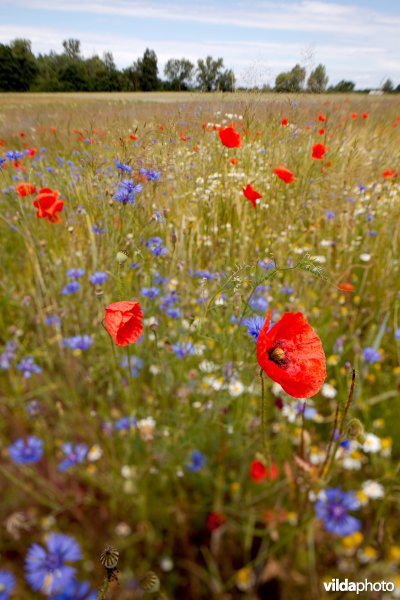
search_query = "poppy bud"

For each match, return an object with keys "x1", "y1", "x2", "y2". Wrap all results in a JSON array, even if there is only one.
[
  {"x1": 116, "y1": 251, "x2": 128, "y2": 264},
  {"x1": 346, "y1": 418, "x2": 364, "y2": 440}
]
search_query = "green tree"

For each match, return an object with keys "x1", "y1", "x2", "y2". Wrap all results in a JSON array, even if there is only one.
[
  {"x1": 382, "y1": 78, "x2": 394, "y2": 93},
  {"x1": 217, "y1": 68, "x2": 235, "y2": 92},
  {"x1": 275, "y1": 64, "x2": 306, "y2": 93},
  {"x1": 134, "y1": 48, "x2": 159, "y2": 91},
  {"x1": 328, "y1": 80, "x2": 355, "y2": 92},
  {"x1": 62, "y1": 39, "x2": 81, "y2": 60},
  {"x1": 307, "y1": 64, "x2": 329, "y2": 93},
  {"x1": 0, "y1": 39, "x2": 37, "y2": 91},
  {"x1": 196, "y1": 56, "x2": 224, "y2": 91},
  {"x1": 164, "y1": 58, "x2": 194, "y2": 90}
]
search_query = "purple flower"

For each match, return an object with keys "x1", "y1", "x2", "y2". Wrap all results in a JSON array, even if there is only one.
[
  {"x1": 172, "y1": 342, "x2": 196, "y2": 358},
  {"x1": 67, "y1": 268, "x2": 85, "y2": 279},
  {"x1": 242, "y1": 315, "x2": 265, "y2": 342},
  {"x1": 61, "y1": 336, "x2": 92, "y2": 351},
  {"x1": 16, "y1": 356, "x2": 42, "y2": 378},
  {"x1": 113, "y1": 179, "x2": 142, "y2": 204},
  {"x1": 5, "y1": 150, "x2": 25, "y2": 161},
  {"x1": 145, "y1": 237, "x2": 168, "y2": 256},
  {"x1": 115, "y1": 416, "x2": 137, "y2": 431},
  {"x1": 89, "y1": 271, "x2": 108, "y2": 285},
  {"x1": 92, "y1": 224, "x2": 105, "y2": 235},
  {"x1": 51, "y1": 579, "x2": 97, "y2": 600},
  {"x1": 0, "y1": 340, "x2": 17, "y2": 370},
  {"x1": 46, "y1": 315, "x2": 62, "y2": 326},
  {"x1": 249, "y1": 295, "x2": 268, "y2": 313},
  {"x1": 25, "y1": 533, "x2": 82, "y2": 596},
  {"x1": 0, "y1": 570, "x2": 16, "y2": 599},
  {"x1": 186, "y1": 450, "x2": 206, "y2": 472},
  {"x1": 141, "y1": 287, "x2": 160, "y2": 299},
  {"x1": 115, "y1": 160, "x2": 132, "y2": 173},
  {"x1": 139, "y1": 167, "x2": 161, "y2": 181},
  {"x1": 61, "y1": 281, "x2": 80, "y2": 296},
  {"x1": 9, "y1": 436, "x2": 44, "y2": 465},
  {"x1": 58, "y1": 443, "x2": 88, "y2": 472},
  {"x1": 363, "y1": 347, "x2": 382, "y2": 364},
  {"x1": 120, "y1": 355, "x2": 143, "y2": 377},
  {"x1": 315, "y1": 488, "x2": 361, "y2": 536},
  {"x1": 325, "y1": 210, "x2": 336, "y2": 220}
]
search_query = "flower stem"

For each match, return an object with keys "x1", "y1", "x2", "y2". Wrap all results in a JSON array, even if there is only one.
[
  {"x1": 259, "y1": 368, "x2": 271, "y2": 468},
  {"x1": 97, "y1": 576, "x2": 109, "y2": 600}
]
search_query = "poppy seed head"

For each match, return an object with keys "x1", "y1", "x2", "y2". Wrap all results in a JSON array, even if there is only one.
[{"x1": 269, "y1": 346, "x2": 287, "y2": 367}]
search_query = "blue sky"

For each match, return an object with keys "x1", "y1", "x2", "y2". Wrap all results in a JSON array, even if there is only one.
[{"x1": 1, "y1": 0, "x2": 400, "y2": 88}]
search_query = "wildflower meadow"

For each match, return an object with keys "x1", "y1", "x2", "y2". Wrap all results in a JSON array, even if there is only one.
[{"x1": 1, "y1": 91, "x2": 400, "y2": 599}]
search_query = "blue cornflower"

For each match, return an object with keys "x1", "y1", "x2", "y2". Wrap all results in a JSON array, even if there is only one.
[
  {"x1": 191, "y1": 270, "x2": 216, "y2": 280},
  {"x1": 0, "y1": 570, "x2": 16, "y2": 599},
  {"x1": 67, "y1": 268, "x2": 85, "y2": 279},
  {"x1": 315, "y1": 488, "x2": 361, "y2": 536},
  {"x1": 61, "y1": 281, "x2": 80, "y2": 295},
  {"x1": 242, "y1": 315, "x2": 266, "y2": 342},
  {"x1": 120, "y1": 355, "x2": 143, "y2": 377},
  {"x1": 363, "y1": 347, "x2": 382, "y2": 364},
  {"x1": 139, "y1": 167, "x2": 161, "y2": 181},
  {"x1": 153, "y1": 272, "x2": 168, "y2": 285},
  {"x1": 258, "y1": 259, "x2": 275, "y2": 271},
  {"x1": 61, "y1": 335, "x2": 92, "y2": 351},
  {"x1": 152, "y1": 210, "x2": 165, "y2": 223},
  {"x1": 281, "y1": 285, "x2": 294, "y2": 295},
  {"x1": 141, "y1": 287, "x2": 160, "y2": 299},
  {"x1": 16, "y1": 356, "x2": 42, "y2": 378},
  {"x1": 249, "y1": 295, "x2": 269, "y2": 313},
  {"x1": 186, "y1": 450, "x2": 206, "y2": 472},
  {"x1": 325, "y1": 210, "x2": 336, "y2": 220},
  {"x1": 115, "y1": 160, "x2": 132, "y2": 173},
  {"x1": 160, "y1": 291, "x2": 179, "y2": 310},
  {"x1": 395, "y1": 328, "x2": 400, "y2": 339},
  {"x1": 172, "y1": 342, "x2": 196, "y2": 358},
  {"x1": 58, "y1": 443, "x2": 88, "y2": 472},
  {"x1": 90, "y1": 271, "x2": 108, "y2": 285},
  {"x1": 113, "y1": 179, "x2": 142, "y2": 204},
  {"x1": 46, "y1": 315, "x2": 62, "y2": 326},
  {"x1": 25, "y1": 533, "x2": 82, "y2": 596},
  {"x1": 0, "y1": 340, "x2": 17, "y2": 370},
  {"x1": 0, "y1": 157, "x2": 6, "y2": 169},
  {"x1": 164, "y1": 307, "x2": 182, "y2": 318},
  {"x1": 92, "y1": 224, "x2": 105, "y2": 234},
  {"x1": 145, "y1": 237, "x2": 168, "y2": 256},
  {"x1": 115, "y1": 416, "x2": 137, "y2": 431},
  {"x1": 9, "y1": 436, "x2": 44, "y2": 465},
  {"x1": 51, "y1": 579, "x2": 97, "y2": 600},
  {"x1": 5, "y1": 150, "x2": 25, "y2": 161}
]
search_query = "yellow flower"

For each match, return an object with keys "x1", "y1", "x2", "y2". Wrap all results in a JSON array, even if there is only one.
[
  {"x1": 388, "y1": 545, "x2": 400, "y2": 562},
  {"x1": 342, "y1": 531, "x2": 363, "y2": 549},
  {"x1": 327, "y1": 354, "x2": 339, "y2": 366}
]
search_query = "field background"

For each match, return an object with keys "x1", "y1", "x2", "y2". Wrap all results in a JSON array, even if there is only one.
[{"x1": 1, "y1": 91, "x2": 400, "y2": 599}]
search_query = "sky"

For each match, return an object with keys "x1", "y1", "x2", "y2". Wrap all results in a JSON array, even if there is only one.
[{"x1": 0, "y1": 0, "x2": 400, "y2": 88}]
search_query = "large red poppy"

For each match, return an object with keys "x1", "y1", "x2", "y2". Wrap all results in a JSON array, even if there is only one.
[
  {"x1": 311, "y1": 143, "x2": 328, "y2": 160},
  {"x1": 218, "y1": 126, "x2": 242, "y2": 148},
  {"x1": 257, "y1": 311, "x2": 326, "y2": 398},
  {"x1": 242, "y1": 184, "x2": 262, "y2": 207},
  {"x1": 105, "y1": 301, "x2": 143, "y2": 346},
  {"x1": 273, "y1": 166, "x2": 296, "y2": 183},
  {"x1": 33, "y1": 187, "x2": 64, "y2": 223}
]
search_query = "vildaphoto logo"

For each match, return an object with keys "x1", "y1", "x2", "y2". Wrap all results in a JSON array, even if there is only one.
[{"x1": 323, "y1": 579, "x2": 395, "y2": 594}]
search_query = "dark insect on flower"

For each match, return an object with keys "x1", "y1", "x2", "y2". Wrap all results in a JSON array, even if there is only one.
[
  {"x1": 100, "y1": 545, "x2": 119, "y2": 569},
  {"x1": 140, "y1": 571, "x2": 160, "y2": 593}
]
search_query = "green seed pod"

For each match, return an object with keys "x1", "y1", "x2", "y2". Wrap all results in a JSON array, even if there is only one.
[
  {"x1": 140, "y1": 571, "x2": 160, "y2": 593},
  {"x1": 346, "y1": 418, "x2": 364, "y2": 440}
]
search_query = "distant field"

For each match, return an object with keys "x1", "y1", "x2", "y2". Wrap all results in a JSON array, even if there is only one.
[{"x1": 1, "y1": 92, "x2": 400, "y2": 599}]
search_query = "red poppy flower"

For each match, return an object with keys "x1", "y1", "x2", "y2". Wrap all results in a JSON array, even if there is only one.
[
  {"x1": 105, "y1": 301, "x2": 143, "y2": 346},
  {"x1": 382, "y1": 168, "x2": 397, "y2": 179},
  {"x1": 129, "y1": 134, "x2": 138, "y2": 140},
  {"x1": 351, "y1": 113, "x2": 357, "y2": 119},
  {"x1": 250, "y1": 460, "x2": 280, "y2": 483},
  {"x1": 180, "y1": 131, "x2": 188, "y2": 142},
  {"x1": 273, "y1": 166, "x2": 296, "y2": 183},
  {"x1": 16, "y1": 183, "x2": 36, "y2": 197},
  {"x1": 33, "y1": 187, "x2": 64, "y2": 223},
  {"x1": 281, "y1": 118, "x2": 289, "y2": 126},
  {"x1": 318, "y1": 128, "x2": 325, "y2": 135},
  {"x1": 257, "y1": 311, "x2": 326, "y2": 398},
  {"x1": 230, "y1": 157, "x2": 239, "y2": 165},
  {"x1": 218, "y1": 126, "x2": 242, "y2": 148},
  {"x1": 318, "y1": 114, "x2": 326, "y2": 122},
  {"x1": 242, "y1": 184, "x2": 262, "y2": 208},
  {"x1": 207, "y1": 512, "x2": 225, "y2": 531},
  {"x1": 338, "y1": 282, "x2": 354, "y2": 292},
  {"x1": 311, "y1": 143, "x2": 328, "y2": 160},
  {"x1": 362, "y1": 113, "x2": 369, "y2": 119}
]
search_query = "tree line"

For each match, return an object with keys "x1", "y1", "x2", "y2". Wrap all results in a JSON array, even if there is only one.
[{"x1": 0, "y1": 39, "x2": 399, "y2": 93}]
